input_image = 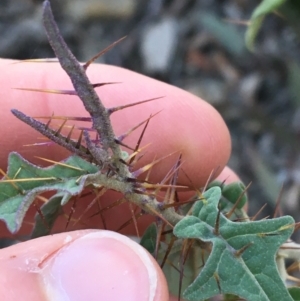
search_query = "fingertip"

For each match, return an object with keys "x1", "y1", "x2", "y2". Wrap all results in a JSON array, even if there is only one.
[
  {"x1": 0, "y1": 230, "x2": 169, "y2": 301},
  {"x1": 216, "y1": 166, "x2": 241, "y2": 184}
]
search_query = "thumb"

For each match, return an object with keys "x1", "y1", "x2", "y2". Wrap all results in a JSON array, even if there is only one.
[{"x1": 0, "y1": 230, "x2": 168, "y2": 301}]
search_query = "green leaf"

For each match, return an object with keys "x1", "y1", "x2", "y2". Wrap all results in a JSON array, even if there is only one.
[
  {"x1": 0, "y1": 152, "x2": 98, "y2": 233},
  {"x1": 208, "y1": 181, "x2": 248, "y2": 210},
  {"x1": 140, "y1": 223, "x2": 157, "y2": 254},
  {"x1": 173, "y1": 187, "x2": 294, "y2": 301},
  {"x1": 31, "y1": 194, "x2": 63, "y2": 238},
  {"x1": 289, "y1": 287, "x2": 300, "y2": 301},
  {"x1": 222, "y1": 182, "x2": 247, "y2": 209},
  {"x1": 245, "y1": 0, "x2": 287, "y2": 51}
]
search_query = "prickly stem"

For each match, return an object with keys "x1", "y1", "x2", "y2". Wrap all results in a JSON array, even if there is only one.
[{"x1": 43, "y1": 0, "x2": 123, "y2": 165}]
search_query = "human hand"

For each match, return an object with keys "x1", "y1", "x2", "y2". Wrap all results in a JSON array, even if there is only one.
[{"x1": 0, "y1": 60, "x2": 240, "y2": 300}]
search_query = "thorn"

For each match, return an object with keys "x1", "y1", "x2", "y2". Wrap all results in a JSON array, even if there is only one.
[
  {"x1": 141, "y1": 183, "x2": 189, "y2": 190},
  {"x1": 149, "y1": 159, "x2": 185, "y2": 203},
  {"x1": 76, "y1": 127, "x2": 95, "y2": 133},
  {"x1": 0, "y1": 169, "x2": 23, "y2": 193},
  {"x1": 83, "y1": 36, "x2": 127, "y2": 70},
  {"x1": 96, "y1": 194, "x2": 107, "y2": 230},
  {"x1": 117, "y1": 112, "x2": 160, "y2": 142},
  {"x1": 226, "y1": 182, "x2": 251, "y2": 219},
  {"x1": 54, "y1": 118, "x2": 68, "y2": 136},
  {"x1": 23, "y1": 141, "x2": 55, "y2": 147},
  {"x1": 129, "y1": 203, "x2": 140, "y2": 238},
  {"x1": 203, "y1": 166, "x2": 220, "y2": 192},
  {"x1": 251, "y1": 203, "x2": 267, "y2": 221},
  {"x1": 183, "y1": 239, "x2": 195, "y2": 264},
  {"x1": 34, "y1": 156, "x2": 84, "y2": 171},
  {"x1": 294, "y1": 222, "x2": 300, "y2": 233},
  {"x1": 144, "y1": 204, "x2": 173, "y2": 228},
  {"x1": 154, "y1": 221, "x2": 164, "y2": 259},
  {"x1": 13, "y1": 167, "x2": 22, "y2": 179},
  {"x1": 132, "y1": 151, "x2": 179, "y2": 178},
  {"x1": 33, "y1": 199, "x2": 50, "y2": 232},
  {"x1": 0, "y1": 177, "x2": 57, "y2": 183},
  {"x1": 66, "y1": 125, "x2": 75, "y2": 143},
  {"x1": 127, "y1": 144, "x2": 152, "y2": 167},
  {"x1": 162, "y1": 197, "x2": 199, "y2": 209},
  {"x1": 214, "y1": 205, "x2": 221, "y2": 236},
  {"x1": 73, "y1": 188, "x2": 107, "y2": 227},
  {"x1": 129, "y1": 113, "x2": 160, "y2": 165},
  {"x1": 160, "y1": 235, "x2": 176, "y2": 268},
  {"x1": 168, "y1": 154, "x2": 182, "y2": 205},
  {"x1": 65, "y1": 195, "x2": 79, "y2": 230},
  {"x1": 75, "y1": 130, "x2": 84, "y2": 149},
  {"x1": 12, "y1": 58, "x2": 59, "y2": 64},
  {"x1": 165, "y1": 258, "x2": 184, "y2": 274},
  {"x1": 13, "y1": 87, "x2": 77, "y2": 95},
  {"x1": 286, "y1": 275, "x2": 300, "y2": 284},
  {"x1": 89, "y1": 198, "x2": 126, "y2": 218},
  {"x1": 34, "y1": 116, "x2": 92, "y2": 122},
  {"x1": 92, "y1": 82, "x2": 121, "y2": 88},
  {"x1": 273, "y1": 184, "x2": 284, "y2": 218},
  {"x1": 179, "y1": 168, "x2": 203, "y2": 215},
  {"x1": 178, "y1": 244, "x2": 185, "y2": 301},
  {"x1": 234, "y1": 242, "x2": 253, "y2": 257},
  {"x1": 119, "y1": 158, "x2": 130, "y2": 166},
  {"x1": 178, "y1": 239, "x2": 194, "y2": 300},
  {"x1": 36, "y1": 195, "x2": 48, "y2": 203},
  {"x1": 116, "y1": 211, "x2": 143, "y2": 232},
  {"x1": 125, "y1": 177, "x2": 137, "y2": 183},
  {"x1": 114, "y1": 139, "x2": 135, "y2": 151},
  {"x1": 213, "y1": 273, "x2": 221, "y2": 293},
  {"x1": 107, "y1": 97, "x2": 163, "y2": 114},
  {"x1": 278, "y1": 223, "x2": 295, "y2": 232}
]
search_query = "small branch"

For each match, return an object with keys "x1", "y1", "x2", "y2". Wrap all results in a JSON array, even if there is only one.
[
  {"x1": 43, "y1": 1, "x2": 122, "y2": 162},
  {"x1": 11, "y1": 109, "x2": 93, "y2": 160},
  {"x1": 85, "y1": 173, "x2": 183, "y2": 226}
]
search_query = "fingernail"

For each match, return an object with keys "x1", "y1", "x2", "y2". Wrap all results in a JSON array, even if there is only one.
[{"x1": 39, "y1": 231, "x2": 158, "y2": 301}]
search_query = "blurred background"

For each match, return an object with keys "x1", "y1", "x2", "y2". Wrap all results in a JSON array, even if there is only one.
[{"x1": 1, "y1": 0, "x2": 300, "y2": 229}]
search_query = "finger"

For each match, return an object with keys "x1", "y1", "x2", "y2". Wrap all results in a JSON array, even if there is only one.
[
  {"x1": 0, "y1": 230, "x2": 168, "y2": 301},
  {"x1": 0, "y1": 60, "x2": 231, "y2": 235},
  {"x1": 216, "y1": 166, "x2": 241, "y2": 184},
  {"x1": 0, "y1": 60, "x2": 230, "y2": 186}
]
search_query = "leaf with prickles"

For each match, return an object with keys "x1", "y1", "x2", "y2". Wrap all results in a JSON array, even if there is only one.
[
  {"x1": 0, "y1": 152, "x2": 98, "y2": 233},
  {"x1": 173, "y1": 187, "x2": 295, "y2": 301}
]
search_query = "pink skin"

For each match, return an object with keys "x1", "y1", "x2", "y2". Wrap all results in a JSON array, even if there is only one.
[{"x1": 0, "y1": 60, "x2": 241, "y2": 300}]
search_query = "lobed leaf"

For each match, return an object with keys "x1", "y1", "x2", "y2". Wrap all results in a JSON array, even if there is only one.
[
  {"x1": 174, "y1": 187, "x2": 295, "y2": 301},
  {"x1": 0, "y1": 152, "x2": 98, "y2": 233}
]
